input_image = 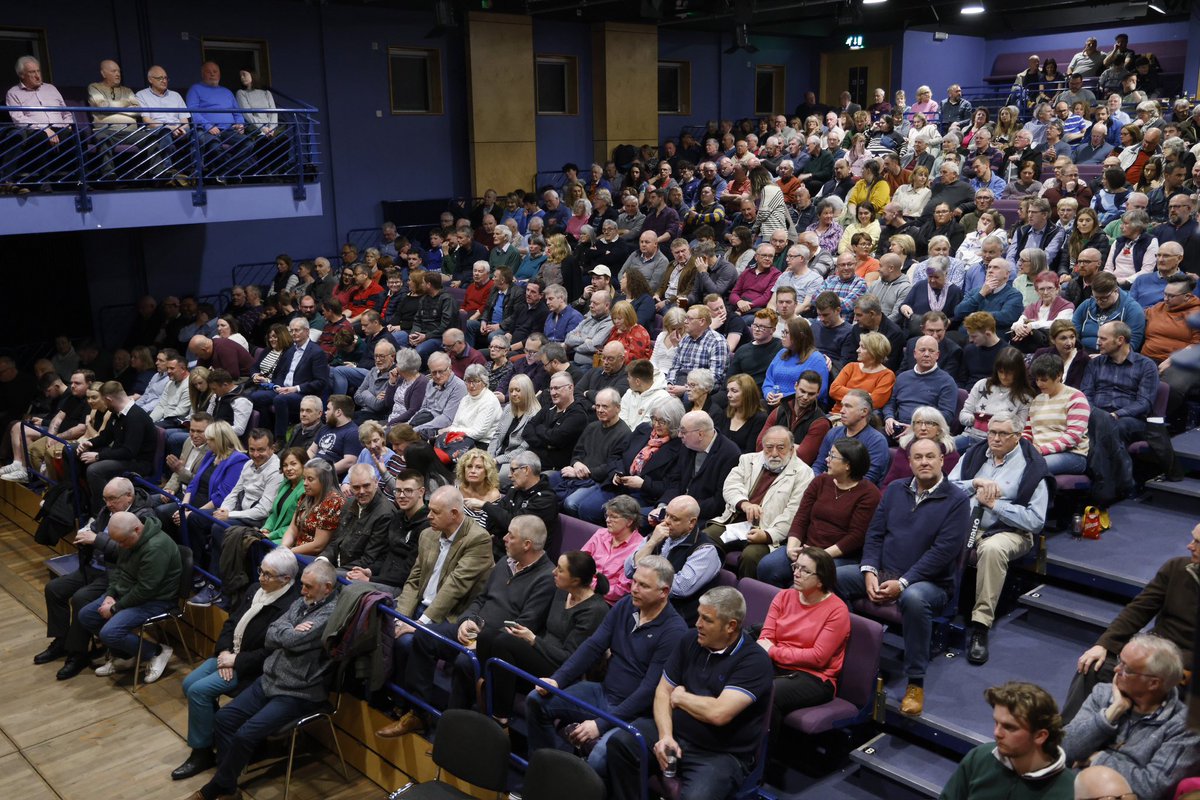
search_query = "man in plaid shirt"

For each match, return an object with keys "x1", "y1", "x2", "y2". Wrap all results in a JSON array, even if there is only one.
[
  {"x1": 820, "y1": 253, "x2": 869, "y2": 316},
  {"x1": 666, "y1": 305, "x2": 729, "y2": 396}
]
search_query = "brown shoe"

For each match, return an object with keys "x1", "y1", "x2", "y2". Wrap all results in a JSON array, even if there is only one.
[
  {"x1": 376, "y1": 710, "x2": 425, "y2": 738},
  {"x1": 900, "y1": 684, "x2": 924, "y2": 716}
]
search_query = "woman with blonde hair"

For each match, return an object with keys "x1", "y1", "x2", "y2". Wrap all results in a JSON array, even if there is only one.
[
  {"x1": 651, "y1": 306, "x2": 688, "y2": 377},
  {"x1": 828, "y1": 331, "x2": 895, "y2": 414},
  {"x1": 605, "y1": 300, "x2": 653, "y2": 362},
  {"x1": 539, "y1": 233, "x2": 570, "y2": 287},
  {"x1": 456, "y1": 448, "x2": 502, "y2": 525},
  {"x1": 489, "y1": 373, "x2": 541, "y2": 488},
  {"x1": 891, "y1": 166, "x2": 931, "y2": 220}
]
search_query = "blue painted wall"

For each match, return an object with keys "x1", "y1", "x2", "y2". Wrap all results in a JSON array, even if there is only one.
[{"x1": 533, "y1": 20, "x2": 594, "y2": 180}]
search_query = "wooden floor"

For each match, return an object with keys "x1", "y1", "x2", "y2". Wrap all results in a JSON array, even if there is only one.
[{"x1": 0, "y1": 515, "x2": 381, "y2": 800}]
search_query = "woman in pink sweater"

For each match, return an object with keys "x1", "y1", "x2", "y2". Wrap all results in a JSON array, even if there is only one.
[{"x1": 758, "y1": 546, "x2": 851, "y2": 731}]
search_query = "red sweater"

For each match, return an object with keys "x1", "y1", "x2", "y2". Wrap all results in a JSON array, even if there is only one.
[
  {"x1": 760, "y1": 590, "x2": 850, "y2": 689},
  {"x1": 786, "y1": 473, "x2": 881, "y2": 558},
  {"x1": 464, "y1": 279, "x2": 494, "y2": 316}
]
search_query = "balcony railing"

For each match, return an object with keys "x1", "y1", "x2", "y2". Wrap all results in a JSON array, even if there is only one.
[{"x1": 0, "y1": 103, "x2": 321, "y2": 210}]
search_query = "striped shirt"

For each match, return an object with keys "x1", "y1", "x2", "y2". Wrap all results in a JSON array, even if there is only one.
[{"x1": 1024, "y1": 387, "x2": 1090, "y2": 457}]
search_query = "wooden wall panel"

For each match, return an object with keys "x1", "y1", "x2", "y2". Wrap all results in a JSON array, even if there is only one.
[
  {"x1": 467, "y1": 12, "x2": 536, "y2": 195},
  {"x1": 592, "y1": 22, "x2": 658, "y2": 163}
]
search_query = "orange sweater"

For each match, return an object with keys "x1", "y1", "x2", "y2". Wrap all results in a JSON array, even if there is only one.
[
  {"x1": 1142, "y1": 296, "x2": 1200, "y2": 363},
  {"x1": 828, "y1": 362, "x2": 896, "y2": 413}
]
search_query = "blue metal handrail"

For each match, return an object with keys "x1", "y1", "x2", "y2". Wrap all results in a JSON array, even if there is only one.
[
  {"x1": 19, "y1": 421, "x2": 84, "y2": 528},
  {"x1": 484, "y1": 657, "x2": 650, "y2": 799},
  {"x1": 376, "y1": 606, "x2": 482, "y2": 722},
  {"x1": 0, "y1": 102, "x2": 321, "y2": 210}
]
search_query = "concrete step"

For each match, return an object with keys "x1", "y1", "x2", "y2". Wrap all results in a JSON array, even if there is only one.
[
  {"x1": 1018, "y1": 584, "x2": 1126, "y2": 630},
  {"x1": 1169, "y1": 428, "x2": 1200, "y2": 462},
  {"x1": 1144, "y1": 476, "x2": 1200, "y2": 503},
  {"x1": 781, "y1": 764, "x2": 932, "y2": 800},
  {"x1": 850, "y1": 734, "x2": 958, "y2": 798}
]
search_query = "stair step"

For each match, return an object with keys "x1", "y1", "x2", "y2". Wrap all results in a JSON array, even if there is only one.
[
  {"x1": 850, "y1": 734, "x2": 958, "y2": 798},
  {"x1": 1144, "y1": 476, "x2": 1200, "y2": 500},
  {"x1": 46, "y1": 553, "x2": 79, "y2": 578},
  {"x1": 1044, "y1": 498, "x2": 1192, "y2": 596},
  {"x1": 1018, "y1": 584, "x2": 1126, "y2": 630},
  {"x1": 785, "y1": 765, "x2": 930, "y2": 800},
  {"x1": 881, "y1": 607, "x2": 1095, "y2": 753},
  {"x1": 1169, "y1": 428, "x2": 1200, "y2": 461}
]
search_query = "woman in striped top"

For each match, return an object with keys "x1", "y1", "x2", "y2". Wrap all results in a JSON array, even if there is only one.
[{"x1": 1023, "y1": 353, "x2": 1090, "y2": 475}]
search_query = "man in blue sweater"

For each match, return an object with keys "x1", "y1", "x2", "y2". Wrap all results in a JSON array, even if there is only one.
[
  {"x1": 1072, "y1": 272, "x2": 1146, "y2": 351},
  {"x1": 185, "y1": 62, "x2": 253, "y2": 181},
  {"x1": 834, "y1": 437, "x2": 971, "y2": 716},
  {"x1": 883, "y1": 336, "x2": 959, "y2": 438},
  {"x1": 812, "y1": 389, "x2": 891, "y2": 484},
  {"x1": 525, "y1": 555, "x2": 687, "y2": 778},
  {"x1": 953, "y1": 259, "x2": 1024, "y2": 335}
]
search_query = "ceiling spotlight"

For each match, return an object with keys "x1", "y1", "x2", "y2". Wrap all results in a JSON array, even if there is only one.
[
  {"x1": 862, "y1": 0, "x2": 887, "y2": 4},
  {"x1": 960, "y1": 2, "x2": 985, "y2": 13},
  {"x1": 1148, "y1": 2, "x2": 1165, "y2": 11}
]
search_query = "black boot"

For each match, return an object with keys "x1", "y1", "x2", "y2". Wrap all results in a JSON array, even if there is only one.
[
  {"x1": 171, "y1": 748, "x2": 216, "y2": 780},
  {"x1": 56, "y1": 655, "x2": 91, "y2": 680},
  {"x1": 967, "y1": 625, "x2": 990, "y2": 665},
  {"x1": 33, "y1": 639, "x2": 66, "y2": 665}
]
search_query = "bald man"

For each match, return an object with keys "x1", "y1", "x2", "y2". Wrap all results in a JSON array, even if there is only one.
[
  {"x1": 77, "y1": 511, "x2": 182, "y2": 684},
  {"x1": 87, "y1": 59, "x2": 171, "y2": 182},
  {"x1": 626, "y1": 495, "x2": 722, "y2": 624},
  {"x1": 189, "y1": 333, "x2": 253, "y2": 379},
  {"x1": 1073, "y1": 765, "x2": 1133, "y2": 800}
]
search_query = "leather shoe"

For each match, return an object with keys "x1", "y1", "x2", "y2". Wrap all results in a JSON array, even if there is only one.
[
  {"x1": 900, "y1": 684, "x2": 924, "y2": 716},
  {"x1": 34, "y1": 640, "x2": 66, "y2": 665},
  {"x1": 967, "y1": 627, "x2": 990, "y2": 665},
  {"x1": 172, "y1": 748, "x2": 216, "y2": 780},
  {"x1": 56, "y1": 656, "x2": 90, "y2": 681},
  {"x1": 376, "y1": 710, "x2": 426, "y2": 738}
]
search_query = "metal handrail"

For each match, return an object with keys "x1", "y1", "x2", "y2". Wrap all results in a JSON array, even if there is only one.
[
  {"x1": 19, "y1": 421, "x2": 84, "y2": 527},
  {"x1": 0, "y1": 102, "x2": 321, "y2": 209},
  {"x1": 484, "y1": 657, "x2": 650, "y2": 799},
  {"x1": 376, "y1": 606, "x2": 482, "y2": 722}
]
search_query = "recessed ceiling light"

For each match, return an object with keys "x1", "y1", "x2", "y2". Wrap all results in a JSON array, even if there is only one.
[
  {"x1": 961, "y1": 2, "x2": 985, "y2": 13},
  {"x1": 863, "y1": 0, "x2": 888, "y2": 5}
]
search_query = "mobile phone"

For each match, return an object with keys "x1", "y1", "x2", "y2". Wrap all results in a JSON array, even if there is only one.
[{"x1": 504, "y1": 620, "x2": 519, "y2": 628}]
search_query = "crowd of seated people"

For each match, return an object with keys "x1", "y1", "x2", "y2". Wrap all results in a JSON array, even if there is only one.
[
  {"x1": 3, "y1": 38, "x2": 1200, "y2": 799},
  {"x1": 2, "y1": 55, "x2": 301, "y2": 194}
]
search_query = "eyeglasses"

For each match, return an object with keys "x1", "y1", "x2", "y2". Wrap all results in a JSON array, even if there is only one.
[
  {"x1": 987, "y1": 430, "x2": 1018, "y2": 439},
  {"x1": 395, "y1": 486, "x2": 422, "y2": 496},
  {"x1": 258, "y1": 568, "x2": 283, "y2": 580},
  {"x1": 793, "y1": 564, "x2": 816, "y2": 576},
  {"x1": 1114, "y1": 659, "x2": 1154, "y2": 678}
]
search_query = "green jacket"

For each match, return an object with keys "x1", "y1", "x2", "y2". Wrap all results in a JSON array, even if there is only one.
[
  {"x1": 940, "y1": 743, "x2": 1073, "y2": 800},
  {"x1": 107, "y1": 515, "x2": 182, "y2": 613},
  {"x1": 264, "y1": 480, "x2": 304, "y2": 542}
]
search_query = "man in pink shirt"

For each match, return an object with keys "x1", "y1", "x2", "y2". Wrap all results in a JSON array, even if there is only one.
[{"x1": 4, "y1": 56, "x2": 75, "y2": 192}]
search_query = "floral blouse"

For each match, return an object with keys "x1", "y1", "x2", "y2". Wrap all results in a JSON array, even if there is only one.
[{"x1": 293, "y1": 493, "x2": 344, "y2": 546}]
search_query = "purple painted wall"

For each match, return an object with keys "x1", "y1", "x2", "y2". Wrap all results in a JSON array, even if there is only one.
[{"x1": 899, "y1": 30, "x2": 987, "y2": 100}]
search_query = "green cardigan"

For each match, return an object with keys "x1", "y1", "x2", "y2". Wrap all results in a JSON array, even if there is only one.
[
  {"x1": 264, "y1": 481, "x2": 304, "y2": 542},
  {"x1": 939, "y1": 743, "x2": 1074, "y2": 800}
]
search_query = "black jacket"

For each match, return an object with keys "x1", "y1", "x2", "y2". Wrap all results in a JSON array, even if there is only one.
[
  {"x1": 369, "y1": 503, "x2": 429, "y2": 588},
  {"x1": 412, "y1": 291, "x2": 459, "y2": 339},
  {"x1": 319, "y1": 491, "x2": 393, "y2": 570},
  {"x1": 503, "y1": 295, "x2": 550, "y2": 344},
  {"x1": 602, "y1": 422, "x2": 683, "y2": 506},
  {"x1": 214, "y1": 580, "x2": 301, "y2": 681},
  {"x1": 661, "y1": 432, "x2": 743, "y2": 520},
  {"x1": 523, "y1": 401, "x2": 590, "y2": 470},
  {"x1": 90, "y1": 403, "x2": 158, "y2": 472},
  {"x1": 483, "y1": 475, "x2": 561, "y2": 559}
]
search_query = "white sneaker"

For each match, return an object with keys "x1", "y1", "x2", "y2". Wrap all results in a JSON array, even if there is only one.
[
  {"x1": 0, "y1": 462, "x2": 21, "y2": 475},
  {"x1": 94, "y1": 655, "x2": 135, "y2": 676},
  {"x1": 143, "y1": 645, "x2": 173, "y2": 684},
  {"x1": 0, "y1": 467, "x2": 27, "y2": 482}
]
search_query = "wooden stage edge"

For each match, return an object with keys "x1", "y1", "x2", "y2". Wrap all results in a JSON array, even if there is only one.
[{"x1": 0, "y1": 480, "x2": 496, "y2": 800}]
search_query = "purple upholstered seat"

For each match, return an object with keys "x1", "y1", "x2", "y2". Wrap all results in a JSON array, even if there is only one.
[{"x1": 783, "y1": 614, "x2": 884, "y2": 734}]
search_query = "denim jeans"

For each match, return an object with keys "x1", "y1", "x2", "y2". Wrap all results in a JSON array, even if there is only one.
[
  {"x1": 525, "y1": 680, "x2": 619, "y2": 777},
  {"x1": 1042, "y1": 451, "x2": 1088, "y2": 475},
  {"x1": 834, "y1": 566, "x2": 948, "y2": 680},
  {"x1": 330, "y1": 365, "x2": 368, "y2": 396},
  {"x1": 208, "y1": 677, "x2": 313, "y2": 795},
  {"x1": 183, "y1": 657, "x2": 240, "y2": 748},
  {"x1": 77, "y1": 594, "x2": 175, "y2": 660}
]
